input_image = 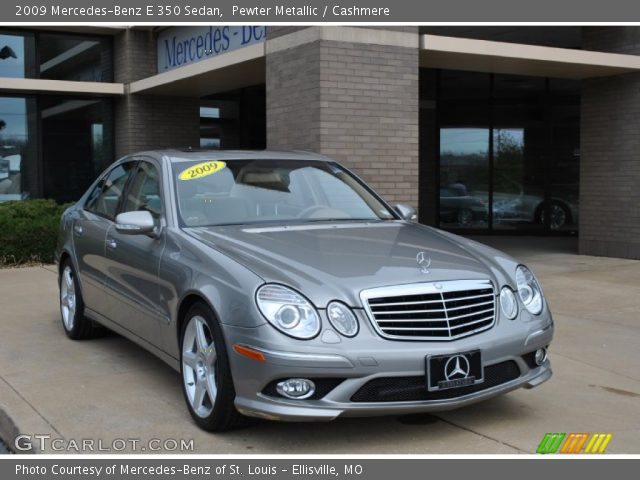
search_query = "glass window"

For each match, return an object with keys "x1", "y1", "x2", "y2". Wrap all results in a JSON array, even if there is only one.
[
  {"x1": 0, "y1": 31, "x2": 111, "y2": 81},
  {"x1": 200, "y1": 85, "x2": 267, "y2": 151},
  {"x1": 200, "y1": 107, "x2": 220, "y2": 119},
  {"x1": 439, "y1": 128, "x2": 489, "y2": 228},
  {"x1": 493, "y1": 74, "x2": 546, "y2": 101},
  {"x1": 432, "y1": 70, "x2": 579, "y2": 233},
  {"x1": 122, "y1": 162, "x2": 163, "y2": 223},
  {"x1": 85, "y1": 162, "x2": 136, "y2": 219},
  {"x1": 40, "y1": 97, "x2": 114, "y2": 202},
  {"x1": 38, "y1": 33, "x2": 112, "y2": 82},
  {"x1": 439, "y1": 70, "x2": 490, "y2": 101},
  {"x1": 0, "y1": 32, "x2": 36, "y2": 78},
  {"x1": 0, "y1": 96, "x2": 37, "y2": 201},
  {"x1": 199, "y1": 100, "x2": 238, "y2": 149},
  {"x1": 492, "y1": 106, "x2": 547, "y2": 231},
  {"x1": 172, "y1": 159, "x2": 395, "y2": 227}
]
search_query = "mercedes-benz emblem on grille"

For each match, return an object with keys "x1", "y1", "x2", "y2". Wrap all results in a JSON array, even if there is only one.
[
  {"x1": 444, "y1": 354, "x2": 470, "y2": 380},
  {"x1": 416, "y1": 251, "x2": 431, "y2": 274}
]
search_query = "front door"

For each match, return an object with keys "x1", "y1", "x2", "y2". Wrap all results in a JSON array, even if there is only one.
[
  {"x1": 103, "y1": 160, "x2": 167, "y2": 348},
  {"x1": 74, "y1": 161, "x2": 136, "y2": 317}
]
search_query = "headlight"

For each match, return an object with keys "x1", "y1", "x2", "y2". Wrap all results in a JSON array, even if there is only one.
[
  {"x1": 499, "y1": 287, "x2": 518, "y2": 320},
  {"x1": 515, "y1": 265, "x2": 544, "y2": 315},
  {"x1": 256, "y1": 284, "x2": 321, "y2": 339},
  {"x1": 326, "y1": 301, "x2": 359, "y2": 337}
]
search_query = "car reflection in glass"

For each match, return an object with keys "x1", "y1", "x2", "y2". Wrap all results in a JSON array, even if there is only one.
[{"x1": 439, "y1": 187, "x2": 488, "y2": 227}]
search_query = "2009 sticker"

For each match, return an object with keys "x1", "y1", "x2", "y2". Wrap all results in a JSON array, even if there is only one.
[{"x1": 179, "y1": 161, "x2": 226, "y2": 180}]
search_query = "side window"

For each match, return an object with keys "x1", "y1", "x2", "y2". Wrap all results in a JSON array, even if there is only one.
[
  {"x1": 121, "y1": 161, "x2": 163, "y2": 224},
  {"x1": 85, "y1": 162, "x2": 136, "y2": 219}
]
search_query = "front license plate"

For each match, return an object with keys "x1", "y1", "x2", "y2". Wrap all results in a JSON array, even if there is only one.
[{"x1": 426, "y1": 350, "x2": 484, "y2": 392}]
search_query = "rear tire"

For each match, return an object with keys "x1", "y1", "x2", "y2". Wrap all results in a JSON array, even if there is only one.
[
  {"x1": 59, "y1": 259, "x2": 105, "y2": 340},
  {"x1": 179, "y1": 302, "x2": 247, "y2": 432}
]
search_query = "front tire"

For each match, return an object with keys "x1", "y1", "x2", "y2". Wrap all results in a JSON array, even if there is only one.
[
  {"x1": 59, "y1": 260, "x2": 103, "y2": 340},
  {"x1": 180, "y1": 302, "x2": 246, "y2": 432}
]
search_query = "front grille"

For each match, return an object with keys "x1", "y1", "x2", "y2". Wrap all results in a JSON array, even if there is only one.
[
  {"x1": 362, "y1": 280, "x2": 496, "y2": 341},
  {"x1": 351, "y1": 361, "x2": 520, "y2": 402}
]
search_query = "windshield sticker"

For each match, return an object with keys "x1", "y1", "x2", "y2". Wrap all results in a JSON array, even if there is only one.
[{"x1": 179, "y1": 161, "x2": 226, "y2": 180}]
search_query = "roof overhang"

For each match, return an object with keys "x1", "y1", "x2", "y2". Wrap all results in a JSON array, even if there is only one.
[
  {"x1": 420, "y1": 34, "x2": 640, "y2": 79},
  {"x1": 129, "y1": 42, "x2": 265, "y2": 96},
  {"x1": 0, "y1": 77, "x2": 124, "y2": 95}
]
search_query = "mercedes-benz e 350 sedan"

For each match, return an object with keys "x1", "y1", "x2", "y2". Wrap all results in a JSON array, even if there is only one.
[{"x1": 55, "y1": 150, "x2": 553, "y2": 431}]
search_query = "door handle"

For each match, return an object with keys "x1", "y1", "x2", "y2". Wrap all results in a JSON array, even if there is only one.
[
  {"x1": 106, "y1": 238, "x2": 117, "y2": 249},
  {"x1": 73, "y1": 224, "x2": 83, "y2": 236}
]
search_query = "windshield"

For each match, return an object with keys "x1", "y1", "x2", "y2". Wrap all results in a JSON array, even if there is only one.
[{"x1": 172, "y1": 159, "x2": 396, "y2": 227}]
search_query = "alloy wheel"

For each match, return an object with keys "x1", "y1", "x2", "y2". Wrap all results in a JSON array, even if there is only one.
[
  {"x1": 60, "y1": 266, "x2": 76, "y2": 331},
  {"x1": 182, "y1": 315, "x2": 218, "y2": 418}
]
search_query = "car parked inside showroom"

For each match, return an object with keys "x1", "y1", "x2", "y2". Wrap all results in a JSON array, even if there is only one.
[{"x1": 55, "y1": 150, "x2": 553, "y2": 431}]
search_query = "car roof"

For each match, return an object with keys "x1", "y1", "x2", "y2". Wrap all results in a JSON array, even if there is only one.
[{"x1": 136, "y1": 149, "x2": 335, "y2": 163}]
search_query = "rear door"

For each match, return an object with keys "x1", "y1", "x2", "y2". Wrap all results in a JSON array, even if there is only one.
[
  {"x1": 73, "y1": 161, "x2": 136, "y2": 317},
  {"x1": 103, "y1": 159, "x2": 168, "y2": 347}
]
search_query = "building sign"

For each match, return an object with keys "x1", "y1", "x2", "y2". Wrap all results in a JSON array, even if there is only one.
[{"x1": 157, "y1": 26, "x2": 266, "y2": 72}]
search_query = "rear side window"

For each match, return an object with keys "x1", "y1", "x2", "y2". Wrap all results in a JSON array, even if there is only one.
[{"x1": 85, "y1": 162, "x2": 136, "y2": 219}]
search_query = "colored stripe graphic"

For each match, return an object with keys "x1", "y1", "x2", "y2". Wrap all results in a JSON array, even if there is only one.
[
  {"x1": 584, "y1": 433, "x2": 613, "y2": 454},
  {"x1": 560, "y1": 433, "x2": 589, "y2": 453},
  {"x1": 572, "y1": 433, "x2": 590, "y2": 453},
  {"x1": 537, "y1": 433, "x2": 565, "y2": 454},
  {"x1": 538, "y1": 433, "x2": 613, "y2": 454}
]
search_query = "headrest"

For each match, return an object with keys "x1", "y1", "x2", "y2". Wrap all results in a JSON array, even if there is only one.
[{"x1": 237, "y1": 170, "x2": 289, "y2": 192}]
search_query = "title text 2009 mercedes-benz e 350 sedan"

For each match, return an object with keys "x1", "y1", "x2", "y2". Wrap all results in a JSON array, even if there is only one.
[{"x1": 55, "y1": 150, "x2": 553, "y2": 432}]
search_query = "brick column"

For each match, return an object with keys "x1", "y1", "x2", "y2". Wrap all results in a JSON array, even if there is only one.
[
  {"x1": 114, "y1": 28, "x2": 199, "y2": 158},
  {"x1": 266, "y1": 27, "x2": 420, "y2": 207},
  {"x1": 580, "y1": 28, "x2": 640, "y2": 259}
]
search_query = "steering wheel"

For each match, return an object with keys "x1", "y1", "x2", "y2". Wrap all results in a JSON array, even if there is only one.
[{"x1": 297, "y1": 205, "x2": 349, "y2": 219}]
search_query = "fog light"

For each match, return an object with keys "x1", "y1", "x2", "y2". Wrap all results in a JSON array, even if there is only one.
[
  {"x1": 276, "y1": 378, "x2": 315, "y2": 399},
  {"x1": 534, "y1": 348, "x2": 547, "y2": 366}
]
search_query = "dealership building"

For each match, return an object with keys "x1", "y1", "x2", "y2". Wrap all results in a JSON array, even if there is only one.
[{"x1": 0, "y1": 25, "x2": 639, "y2": 258}]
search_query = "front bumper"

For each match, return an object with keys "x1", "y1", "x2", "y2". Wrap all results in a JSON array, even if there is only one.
[{"x1": 223, "y1": 309, "x2": 554, "y2": 422}]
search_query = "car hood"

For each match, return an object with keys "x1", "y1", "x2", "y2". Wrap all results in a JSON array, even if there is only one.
[{"x1": 184, "y1": 221, "x2": 499, "y2": 308}]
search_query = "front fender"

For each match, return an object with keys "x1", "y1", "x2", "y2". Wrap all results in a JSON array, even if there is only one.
[{"x1": 160, "y1": 229, "x2": 266, "y2": 359}]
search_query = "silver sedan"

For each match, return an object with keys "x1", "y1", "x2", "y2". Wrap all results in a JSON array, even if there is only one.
[{"x1": 55, "y1": 150, "x2": 553, "y2": 431}]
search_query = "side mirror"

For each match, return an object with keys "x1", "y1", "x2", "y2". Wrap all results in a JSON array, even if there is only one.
[
  {"x1": 115, "y1": 210, "x2": 155, "y2": 235},
  {"x1": 395, "y1": 204, "x2": 417, "y2": 221}
]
